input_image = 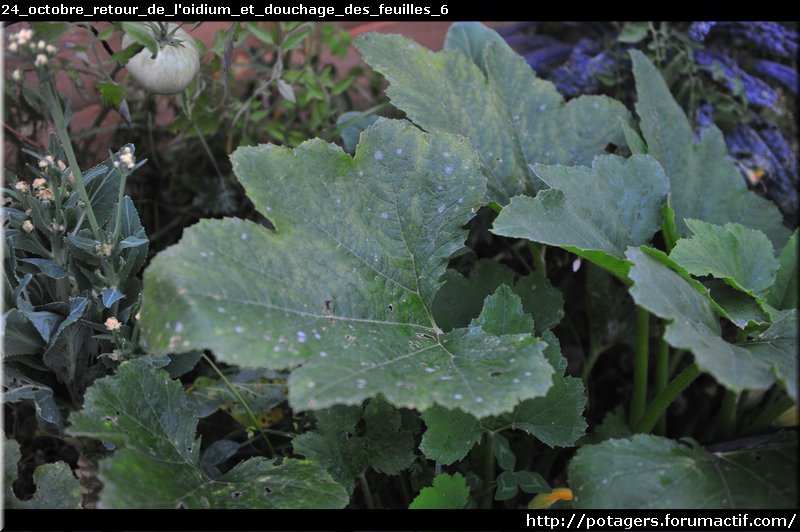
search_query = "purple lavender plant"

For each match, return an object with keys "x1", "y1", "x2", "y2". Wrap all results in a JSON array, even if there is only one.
[
  {"x1": 687, "y1": 22, "x2": 798, "y2": 58},
  {"x1": 693, "y1": 49, "x2": 777, "y2": 107},
  {"x1": 754, "y1": 60, "x2": 798, "y2": 95},
  {"x1": 726, "y1": 120, "x2": 798, "y2": 222},
  {"x1": 548, "y1": 39, "x2": 616, "y2": 98}
]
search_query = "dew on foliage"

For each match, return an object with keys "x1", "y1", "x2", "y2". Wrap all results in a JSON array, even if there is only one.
[
  {"x1": 319, "y1": 351, "x2": 328, "y2": 357},
  {"x1": 313, "y1": 330, "x2": 322, "y2": 340},
  {"x1": 475, "y1": 396, "x2": 483, "y2": 403},
  {"x1": 453, "y1": 393, "x2": 462, "y2": 400},
  {"x1": 297, "y1": 331, "x2": 307, "y2": 343},
  {"x1": 241, "y1": 233, "x2": 248, "y2": 241},
  {"x1": 174, "y1": 322, "x2": 184, "y2": 333},
  {"x1": 265, "y1": 206, "x2": 272, "y2": 212},
  {"x1": 235, "y1": 326, "x2": 244, "y2": 334},
  {"x1": 396, "y1": 148, "x2": 402, "y2": 155},
  {"x1": 457, "y1": 197, "x2": 464, "y2": 204},
  {"x1": 273, "y1": 345, "x2": 282, "y2": 352},
  {"x1": 200, "y1": 251, "x2": 208, "y2": 257},
  {"x1": 217, "y1": 307, "x2": 226, "y2": 313},
  {"x1": 444, "y1": 166, "x2": 453, "y2": 175},
  {"x1": 601, "y1": 478, "x2": 609, "y2": 485},
  {"x1": 357, "y1": 378, "x2": 367, "y2": 389},
  {"x1": 539, "y1": 104, "x2": 547, "y2": 111},
  {"x1": 440, "y1": 375, "x2": 453, "y2": 381},
  {"x1": 425, "y1": 367, "x2": 436, "y2": 373},
  {"x1": 380, "y1": 212, "x2": 389, "y2": 219},
  {"x1": 374, "y1": 150, "x2": 383, "y2": 161},
  {"x1": 437, "y1": 204, "x2": 445, "y2": 214},
  {"x1": 524, "y1": 371, "x2": 532, "y2": 377},
  {"x1": 359, "y1": 171, "x2": 364, "y2": 177},
  {"x1": 443, "y1": 151, "x2": 450, "y2": 158}
]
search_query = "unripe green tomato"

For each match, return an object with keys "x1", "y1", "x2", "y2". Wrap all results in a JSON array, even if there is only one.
[{"x1": 122, "y1": 24, "x2": 200, "y2": 95}]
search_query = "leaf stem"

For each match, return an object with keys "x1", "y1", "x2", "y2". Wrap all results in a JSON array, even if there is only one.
[
  {"x1": 358, "y1": 472, "x2": 375, "y2": 509},
  {"x1": 633, "y1": 363, "x2": 701, "y2": 433},
  {"x1": 528, "y1": 242, "x2": 547, "y2": 277},
  {"x1": 201, "y1": 354, "x2": 275, "y2": 455},
  {"x1": 713, "y1": 389, "x2": 739, "y2": 439},
  {"x1": 481, "y1": 432, "x2": 495, "y2": 509},
  {"x1": 630, "y1": 306, "x2": 649, "y2": 430},
  {"x1": 746, "y1": 395, "x2": 795, "y2": 432},
  {"x1": 654, "y1": 336, "x2": 670, "y2": 434}
]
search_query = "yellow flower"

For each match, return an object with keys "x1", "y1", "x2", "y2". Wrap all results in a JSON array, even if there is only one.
[{"x1": 528, "y1": 487, "x2": 573, "y2": 509}]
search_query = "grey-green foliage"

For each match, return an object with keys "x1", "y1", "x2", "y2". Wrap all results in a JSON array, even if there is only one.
[
  {"x1": 493, "y1": 154, "x2": 670, "y2": 280},
  {"x1": 569, "y1": 432, "x2": 797, "y2": 508},
  {"x1": 3, "y1": 145, "x2": 149, "y2": 429},
  {"x1": 420, "y1": 287, "x2": 585, "y2": 464},
  {"x1": 141, "y1": 119, "x2": 556, "y2": 418},
  {"x1": 626, "y1": 247, "x2": 791, "y2": 394},
  {"x1": 293, "y1": 396, "x2": 416, "y2": 493},
  {"x1": 355, "y1": 22, "x2": 630, "y2": 203},
  {"x1": 432, "y1": 259, "x2": 564, "y2": 334},
  {"x1": 3, "y1": 435, "x2": 82, "y2": 509},
  {"x1": 68, "y1": 357, "x2": 348, "y2": 508},
  {"x1": 630, "y1": 50, "x2": 789, "y2": 250}
]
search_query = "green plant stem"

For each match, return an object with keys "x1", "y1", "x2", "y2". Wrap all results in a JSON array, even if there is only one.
[
  {"x1": 481, "y1": 432, "x2": 495, "y2": 509},
  {"x1": 358, "y1": 472, "x2": 375, "y2": 509},
  {"x1": 44, "y1": 83, "x2": 102, "y2": 241},
  {"x1": 630, "y1": 307, "x2": 649, "y2": 430},
  {"x1": 633, "y1": 363, "x2": 702, "y2": 433},
  {"x1": 528, "y1": 242, "x2": 547, "y2": 277},
  {"x1": 714, "y1": 390, "x2": 739, "y2": 439},
  {"x1": 667, "y1": 348, "x2": 687, "y2": 377},
  {"x1": 202, "y1": 354, "x2": 275, "y2": 455},
  {"x1": 50, "y1": 232, "x2": 70, "y2": 303},
  {"x1": 654, "y1": 338, "x2": 670, "y2": 434},
  {"x1": 747, "y1": 395, "x2": 795, "y2": 432}
]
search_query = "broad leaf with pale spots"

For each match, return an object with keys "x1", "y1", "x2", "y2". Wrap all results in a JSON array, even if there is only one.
[
  {"x1": 141, "y1": 119, "x2": 554, "y2": 417},
  {"x1": 356, "y1": 22, "x2": 630, "y2": 203}
]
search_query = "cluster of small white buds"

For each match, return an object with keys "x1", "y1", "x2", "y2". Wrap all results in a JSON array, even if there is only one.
[
  {"x1": 22, "y1": 220, "x2": 35, "y2": 233},
  {"x1": 15, "y1": 181, "x2": 30, "y2": 193},
  {"x1": 114, "y1": 146, "x2": 136, "y2": 170},
  {"x1": 104, "y1": 317, "x2": 122, "y2": 331},
  {"x1": 12, "y1": 69, "x2": 22, "y2": 81},
  {"x1": 7, "y1": 28, "x2": 34, "y2": 53},
  {"x1": 38, "y1": 155, "x2": 55, "y2": 169}
]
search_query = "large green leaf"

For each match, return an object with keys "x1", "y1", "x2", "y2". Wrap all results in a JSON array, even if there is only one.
[
  {"x1": 356, "y1": 23, "x2": 630, "y2": 203},
  {"x1": 670, "y1": 219, "x2": 779, "y2": 299},
  {"x1": 420, "y1": 289, "x2": 585, "y2": 464},
  {"x1": 141, "y1": 119, "x2": 554, "y2": 418},
  {"x1": 569, "y1": 432, "x2": 797, "y2": 508},
  {"x1": 293, "y1": 397, "x2": 416, "y2": 493},
  {"x1": 626, "y1": 247, "x2": 774, "y2": 392},
  {"x1": 767, "y1": 230, "x2": 798, "y2": 310},
  {"x1": 743, "y1": 309, "x2": 798, "y2": 401},
  {"x1": 493, "y1": 154, "x2": 669, "y2": 280},
  {"x1": 409, "y1": 472, "x2": 470, "y2": 509},
  {"x1": 3, "y1": 436, "x2": 82, "y2": 509},
  {"x1": 68, "y1": 358, "x2": 348, "y2": 508},
  {"x1": 432, "y1": 259, "x2": 563, "y2": 334},
  {"x1": 630, "y1": 50, "x2": 789, "y2": 249}
]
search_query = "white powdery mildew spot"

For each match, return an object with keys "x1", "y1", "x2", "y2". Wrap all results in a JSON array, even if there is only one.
[
  {"x1": 475, "y1": 396, "x2": 483, "y2": 403},
  {"x1": 217, "y1": 307, "x2": 226, "y2": 313},
  {"x1": 358, "y1": 171, "x2": 364, "y2": 177},
  {"x1": 307, "y1": 381, "x2": 316, "y2": 388},
  {"x1": 174, "y1": 322, "x2": 184, "y2": 333},
  {"x1": 235, "y1": 326, "x2": 244, "y2": 334},
  {"x1": 444, "y1": 166, "x2": 453, "y2": 175},
  {"x1": 297, "y1": 330, "x2": 307, "y2": 343},
  {"x1": 396, "y1": 148, "x2": 402, "y2": 155},
  {"x1": 437, "y1": 204, "x2": 445, "y2": 214},
  {"x1": 319, "y1": 351, "x2": 328, "y2": 357},
  {"x1": 241, "y1": 233, "x2": 248, "y2": 241},
  {"x1": 380, "y1": 212, "x2": 389, "y2": 219},
  {"x1": 453, "y1": 393, "x2": 462, "y2": 400},
  {"x1": 356, "y1": 378, "x2": 367, "y2": 389},
  {"x1": 374, "y1": 150, "x2": 383, "y2": 161}
]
